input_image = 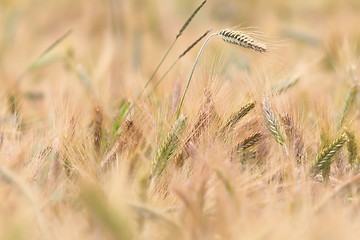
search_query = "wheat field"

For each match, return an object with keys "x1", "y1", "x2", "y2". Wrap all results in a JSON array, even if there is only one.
[{"x1": 1, "y1": 0, "x2": 360, "y2": 239}]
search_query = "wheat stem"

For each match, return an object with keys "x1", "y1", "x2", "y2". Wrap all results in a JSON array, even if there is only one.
[
  {"x1": 176, "y1": 33, "x2": 219, "y2": 119},
  {"x1": 149, "y1": 29, "x2": 212, "y2": 94}
]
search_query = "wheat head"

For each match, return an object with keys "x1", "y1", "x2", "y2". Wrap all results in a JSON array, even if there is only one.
[{"x1": 218, "y1": 29, "x2": 267, "y2": 53}]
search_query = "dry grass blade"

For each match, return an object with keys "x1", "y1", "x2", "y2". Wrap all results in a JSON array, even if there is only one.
[
  {"x1": 262, "y1": 98, "x2": 286, "y2": 145},
  {"x1": 0, "y1": 165, "x2": 49, "y2": 239},
  {"x1": 172, "y1": 82, "x2": 182, "y2": 113},
  {"x1": 129, "y1": 202, "x2": 181, "y2": 232},
  {"x1": 272, "y1": 76, "x2": 300, "y2": 95},
  {"x1": 219, "y1": 101, "x2": 256, "y2": 136},
  {"x1": 17, "y1": 29, "x2": 72, "y2": 83},
  {"x1": 152, "y1": 115, "x2": 187, "y2": 176},
  {"x1": 218, "y1": 29, "x2": 267, "y2": 53},
  {"x1": 312, "y1": 132, "x2": 347, "y2": 178},
  {"x1": 80, "y1": 188, "x2": 133, "y2": 239},
  {"x1": 314, "y1": 173, "x2": 360, "y2": 213}
]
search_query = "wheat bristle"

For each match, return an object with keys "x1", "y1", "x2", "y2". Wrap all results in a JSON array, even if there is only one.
[{"x1": 218, "y1": 29, "x2": 267, "y2": 53}]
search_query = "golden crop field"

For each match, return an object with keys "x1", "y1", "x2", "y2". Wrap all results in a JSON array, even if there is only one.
[{"x1": 1, "y1": 0, "x2": 360, "y2": 239}]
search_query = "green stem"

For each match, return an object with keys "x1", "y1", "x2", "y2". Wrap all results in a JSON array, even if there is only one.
[
  {"x1": 176, "y1": 33, "x2": 219, "y2": 119},
  {"x1": 124, "y1": 38, "x2": 177, "y2": 120},
  {"x1": 139, "y1": 38, "x2": 177, "y2": 98},
  {"x1": 149, "y1": 59, "x2": 179, "y2": 96}
]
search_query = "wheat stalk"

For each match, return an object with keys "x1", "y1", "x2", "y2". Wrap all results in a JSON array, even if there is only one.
[
  {"x1": 152, "y1": 115, "x2": 187, "y2": 176},
  {"x1": 150, "y1": 29, "x2": 212, "y2": 94},
  {"x1": 133, "y1": 1, "x2": 207, "y2": 103}
]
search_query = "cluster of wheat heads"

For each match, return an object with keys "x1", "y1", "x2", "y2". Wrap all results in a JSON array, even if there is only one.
[{"x1": 3, "y1": 0, "x2": 360, "y2": 239}]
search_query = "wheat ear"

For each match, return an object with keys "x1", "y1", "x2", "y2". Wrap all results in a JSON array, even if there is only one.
[
  {"x1": 218, "y1": 29, "x2": 267, "y2": 53},
  {"x1": 236, "y1": 132, "x2": 263, "y2": 152},
  {"x1": 281, "y1": 113, "x2": 305, "y2": 161},
  {"x1": 93, "y1": 105, "x2": 103, "y2": 154},
  {"x1": 345, "y1": 130, "x2": 358, "y2": 167},
  {"x1": 152, "y1": 115, "x2": 187, "y2": 176},
  {"x1": 262, "y1": 98, "x2": 286, "y2": 146},
  {"x1": 219, "y1": 101, "x2": 256, "y2": 135},
  {"x1": 339, "y1": 84, "x2": 359, "y2": 127},
  {"x1": 311, "y1": 132, "x2": 347, "y2": 178}
]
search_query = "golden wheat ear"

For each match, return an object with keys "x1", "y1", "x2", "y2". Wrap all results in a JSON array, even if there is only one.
[{"x1": 218, "y1": 29, "x2": 268, "y2": 53}]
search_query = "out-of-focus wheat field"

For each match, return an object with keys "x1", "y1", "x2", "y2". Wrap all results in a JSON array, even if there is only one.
[{"x1": 1, "y1": 0, "x2": 360, "y2": 239}]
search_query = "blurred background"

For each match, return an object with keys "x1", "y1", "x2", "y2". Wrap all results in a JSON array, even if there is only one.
[{"x1": 1, "y1": 0, "x2": 360, "y2": 100}]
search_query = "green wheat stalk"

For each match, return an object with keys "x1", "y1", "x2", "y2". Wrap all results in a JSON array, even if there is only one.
[
  {"x1": 150, "y1": 29, "x2": 212, "y2": 94},
  {"x1": 133, "y1": 0, "x2": 207, "y2": 110}
]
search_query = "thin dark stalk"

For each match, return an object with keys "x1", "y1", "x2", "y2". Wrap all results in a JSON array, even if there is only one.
[{"x1": 149, "y1": 29, "x2": 212, "y2": 94}]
